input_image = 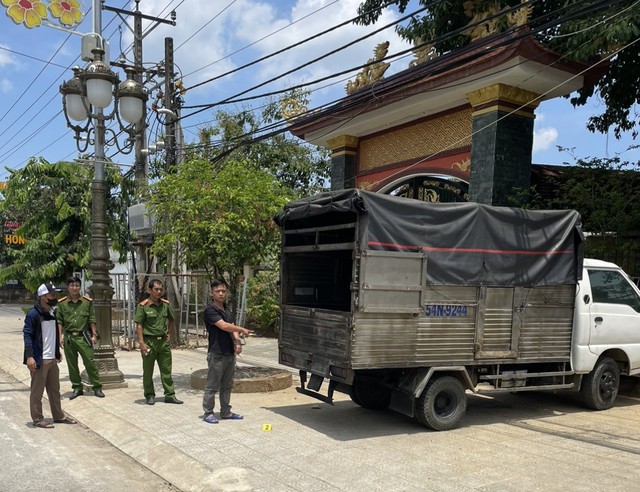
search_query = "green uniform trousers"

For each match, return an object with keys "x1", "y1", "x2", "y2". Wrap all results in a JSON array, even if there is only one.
[
  {"x1": 142, "y1": 337, "x2": 175, "y2": 399},
  {"x1": 64, "y1": 334, "x2": 102, "y2": 391}
]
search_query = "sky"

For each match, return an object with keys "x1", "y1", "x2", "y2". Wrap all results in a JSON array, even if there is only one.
[{"x1": 0, "y1": 0, "x2": 638, "y2": 183}]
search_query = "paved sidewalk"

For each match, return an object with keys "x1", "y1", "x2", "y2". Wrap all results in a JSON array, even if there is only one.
[{"x1": 2, "y1": 303, "x2": 640, "y2": 492}]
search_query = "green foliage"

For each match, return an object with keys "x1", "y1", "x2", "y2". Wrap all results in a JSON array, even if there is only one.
[
  {"x1": 0, "y1": 157, "x2": 92, "y2": 289},
  {"x1": 0, "y1": 157, "x2": 134, "y2": 290},
  {"x1": 245, "y1": 269, "x2": 280, "y2": 337},
  {"x1": 355, "y1": 0, "x2": 640, "y2": 138},
  {"x1": 148, "y1": 157, "x2": 292, "y2": 283},
  {"x1": 506, "y1": 155, "x2": 640, "y2": 275},
  {"x1": 556, "y1": 157, "x2": 640, "y2": 239},
  {"x1": 187, "y1": 92, "x2": 330, "y2": 197},
  {"x1": 148, "y1": 92, "x2": 328, "y2": 307}
]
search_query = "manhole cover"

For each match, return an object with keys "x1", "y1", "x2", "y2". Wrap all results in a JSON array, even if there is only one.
[{"x1": 190, "y1": 366, "x2": 292, "y2": 393}]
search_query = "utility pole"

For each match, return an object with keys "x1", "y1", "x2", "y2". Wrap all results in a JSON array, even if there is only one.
[
  {"x1": 164, "y1": 37, "x2": 175, "y2": 172},
  {"x1": 105, "y1": 1, "x2": 176, "y2": 300},
  {"x1": 162, "y1": 36, "x2": 181, "y2": 343},
  {"x1": 132, "y1": 4, "x2": 146, "y2": 188}
]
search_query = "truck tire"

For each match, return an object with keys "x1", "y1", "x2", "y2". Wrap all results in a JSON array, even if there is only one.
[
  {"x1": 581, "y1": 357, "x2": 620, "y2": 410},
  {"x1": 351, "y1": 380, "x2": 392, "y2": 410},
  {"x1": 415, "y1": 376, "x2": 467, "y2": 431}
]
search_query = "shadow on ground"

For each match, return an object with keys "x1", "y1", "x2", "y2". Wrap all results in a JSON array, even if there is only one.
[{"x1": 264, "y1": 382, "x2": 640, "y2": 441}]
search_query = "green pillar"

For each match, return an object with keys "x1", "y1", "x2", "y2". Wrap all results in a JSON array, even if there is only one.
[
  {"x1": 466, "y1": 84, "x2": 540, "y2": 206},
  {"x1": 328, "y1": 135, "x2": 359, "y2": 190}
]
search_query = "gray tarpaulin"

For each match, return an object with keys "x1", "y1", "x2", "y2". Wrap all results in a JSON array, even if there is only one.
[{"x1": 274, "y1": 189, "x2": 584, "y2": 287}]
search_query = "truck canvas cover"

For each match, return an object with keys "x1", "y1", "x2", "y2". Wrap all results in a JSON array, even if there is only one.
[{"x1": 274, "y1": 189, "x2": 584, "y2": 287}]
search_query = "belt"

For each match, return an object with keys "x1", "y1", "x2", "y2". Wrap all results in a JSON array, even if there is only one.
[
  {"x1": 68, "y1": 331, "x2": 85, "y2": 337},
  {"x1": 144, "y1": 335, "x2": 166, "y2": 340}
]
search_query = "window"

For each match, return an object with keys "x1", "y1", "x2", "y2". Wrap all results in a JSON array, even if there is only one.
[{"x1": 588, "y1": 269, "x2": 640, "y2": 312}]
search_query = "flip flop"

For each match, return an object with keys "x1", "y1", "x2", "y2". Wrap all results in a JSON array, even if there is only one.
[
  {"x1": 204, "y1": 414, "x2": 219, "y2": 424},
  {"x1": 220, "y1": 412, "x2": 243, "y2": 420},
  {"x1": 34, "y1": 421, "x2": 54, "y2": 429},
  {"x1": 53, "y1": 417, "x2": 77, "y2": 424}
]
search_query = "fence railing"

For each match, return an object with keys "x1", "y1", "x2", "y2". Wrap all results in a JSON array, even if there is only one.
[{"x1": 110, "y1": 272, "x2": 212, "y2": 350}]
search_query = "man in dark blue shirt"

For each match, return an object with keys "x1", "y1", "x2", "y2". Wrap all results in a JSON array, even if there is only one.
[
  {"x1": 202, "y1": 279, "x2": 251, "y2": 423},
  {"x1": 23, "y1": 283, "x2": 77, "y2": 428}
]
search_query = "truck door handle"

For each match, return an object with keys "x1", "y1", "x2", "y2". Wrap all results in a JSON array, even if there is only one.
[{"x1": 594, "y1": 316, "x2": 603, "y2": 323}]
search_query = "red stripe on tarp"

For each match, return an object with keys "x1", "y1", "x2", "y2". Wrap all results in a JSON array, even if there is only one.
[{"x1": 367, "y1": 241, "x2": 573, "y2": 255}]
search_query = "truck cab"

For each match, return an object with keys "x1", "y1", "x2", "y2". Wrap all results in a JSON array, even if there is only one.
[{"x1": 570, "y1": 259, "x2": 640, "y2": 410}]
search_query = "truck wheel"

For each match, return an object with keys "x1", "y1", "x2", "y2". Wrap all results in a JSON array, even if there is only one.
[
  {"x1": 415, "y1": 376, "x2": 467, "y2": 431},
  {"x1": 581, "y1": 357, "x2": 620, "y2": 410},
  {"x1": 351, "y1": 380, "x2": 392, "y2": 410}
]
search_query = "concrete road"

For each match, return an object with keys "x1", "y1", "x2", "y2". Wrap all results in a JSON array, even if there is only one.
[
  {"x1": 2, "y1": 302, "x2": 640, "y2": 491},
  {"x1": 0, "y1": 367, "x2": 176, "y2": 492}
]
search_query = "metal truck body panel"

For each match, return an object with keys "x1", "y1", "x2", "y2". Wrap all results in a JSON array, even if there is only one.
[{"x1": 275, "y1": 190, "x2": 639, "y2": 429}]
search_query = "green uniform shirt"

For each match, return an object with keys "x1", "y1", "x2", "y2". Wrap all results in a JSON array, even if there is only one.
[
  {"x1": 56, "y1": 296, "x2": 96, "y2": 332},
  {"x1": 134, "y1": 298, "x2": 174, "y2": 336}
]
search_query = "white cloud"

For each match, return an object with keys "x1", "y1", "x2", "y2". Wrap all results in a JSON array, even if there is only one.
[
  {"x1": 0, "y1": 79, "x2": 13, "y2": 93},
  {"x1": 126, "y1": 0, "x2": 412, "y2": 104},
  {"x1": 533, "y1": 127, "x2": 558, "y2": 152},
  {"x1": 0, "y1": 44, "x2": 17, "y2": 67}
]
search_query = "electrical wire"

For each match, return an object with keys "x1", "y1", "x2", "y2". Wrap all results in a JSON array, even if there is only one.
[
  {"x1": 182, "y1": 0, "x2": 342, "y2": 80},
  {"x1": 175, "y1": 0, "x2": 634, "y2": 164},
  {"x1": 183, "y1": 1, "x2": 429, "y2": 94},
  {"x1": 180, "y1": 0, "x2": 628, "y2": 122},
  {"x1": 0, "y1": 10, "x2": 129, "y2": 166},
  {"x1": 181, "y1": 0, "x2": 605, "y2": 115},
  {"x1": 361, "y1": 35, "x2": 640, "y2": 191},
  {"x1": 174, "y1": 0, "x2": 238, "y2": 52},
  {"x1": 0, "y1": 0, "x2": 630, "y2": 171}
]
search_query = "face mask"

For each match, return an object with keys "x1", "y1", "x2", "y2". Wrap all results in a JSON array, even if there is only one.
[{"x1": 47, "y1": 298, "x2": 58, "y2": 307}]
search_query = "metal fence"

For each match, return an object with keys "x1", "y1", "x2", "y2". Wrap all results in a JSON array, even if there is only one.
[{"x1": 110, "y1": 271, "x2": 212, "y2": 350}]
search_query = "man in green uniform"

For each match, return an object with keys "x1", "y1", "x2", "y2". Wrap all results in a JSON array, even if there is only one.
[
  {"x1": 135, "y1": 278, "x2": 183, "y2": 405},
  {"x1": 56, "y1": 276, "x2": 104, "y2": 399}
]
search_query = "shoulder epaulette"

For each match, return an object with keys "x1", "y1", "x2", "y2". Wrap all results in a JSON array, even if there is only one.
[
  {"x1": 139, "y1": 299, "x2": 151, "y2": 306},
  {"x1": 82, "y1": 295, "x2": 93, "y2": 302},
  {"x1": 59, "y1": 296, "x2": 68, "y2": 302},
  {"x1": 161, "y1": 298, "x2": 170, "y2": 304}
]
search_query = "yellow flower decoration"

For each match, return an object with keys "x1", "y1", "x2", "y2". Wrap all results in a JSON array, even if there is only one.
[
  {"x1": 2, "y1": 0, "x2": 48, "y2": 28},
  {"x1": 48, "y1": 0, "x2": 83, "y2": 27}
]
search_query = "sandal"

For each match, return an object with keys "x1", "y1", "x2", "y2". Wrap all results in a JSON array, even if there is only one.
[
  {"x1": 204, "y1": 414, "x2": 219, "y2": 424},
  {"x1": 53, "y1": 417, "x2": 77, "y2": 424},
  {"x1": 34, "y1": 421, "x2": 54, "y2": 429},
  {"x1": 220, "y1": 412, "x2": 243, "y2": 420}
]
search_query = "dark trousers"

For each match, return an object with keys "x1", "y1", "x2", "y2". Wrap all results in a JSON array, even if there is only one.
[
  {"x1": 142, "y1": 337, "x2": 175, "y2": 399},
  {"x1": 202, "y1": 352, "x2": 235, "y2": 416},
  {"x1": 30, "y1": 359, "x2": 65, "y2": 424}
]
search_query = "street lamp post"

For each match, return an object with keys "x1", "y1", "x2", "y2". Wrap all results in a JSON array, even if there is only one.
[{"x1": 60, "y1": 47, "x2": 147, "y2": 388}]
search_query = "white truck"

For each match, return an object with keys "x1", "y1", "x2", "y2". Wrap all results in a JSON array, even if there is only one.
[{"x1": 274, "y1": 189, "x2": 640, "y2": 430}]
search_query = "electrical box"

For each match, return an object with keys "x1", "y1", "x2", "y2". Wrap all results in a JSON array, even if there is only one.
[
  {"x1": 81, "y1": 34, "x2": 110, "y2": 65},
  {"x1": 128, "y1": 203, "x2": 154, "y2": 235}
]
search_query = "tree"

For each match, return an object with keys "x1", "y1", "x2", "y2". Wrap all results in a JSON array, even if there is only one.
[
  {"x1": 507, "y1": 154, "x2": 640, "y2": 275},
  {"x1": 148, "y1": 157, "x2": 292, "y2": 289},
  {"x1": 356, "y1": 0, "x2": 640, "y2": 138},
  {"x1": 0, "y1": 157, "x2": 133, "y2": 290},
  {"x1": 186, "y1": 93, "x2": 331, "y2": 197}
]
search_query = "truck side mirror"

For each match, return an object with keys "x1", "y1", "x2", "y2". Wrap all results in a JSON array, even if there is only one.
[{"x1": 583, "y1": 294, "x2": 590, "y2": 304}]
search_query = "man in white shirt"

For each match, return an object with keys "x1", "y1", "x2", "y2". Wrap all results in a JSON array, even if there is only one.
[{"x1": 23, "y1": 283, "x2": 77, "y2": 428}]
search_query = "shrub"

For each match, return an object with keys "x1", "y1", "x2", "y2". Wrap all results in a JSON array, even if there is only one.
[{"x1": 245, "y1": 270, "x2": 279, "y2": 337}]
